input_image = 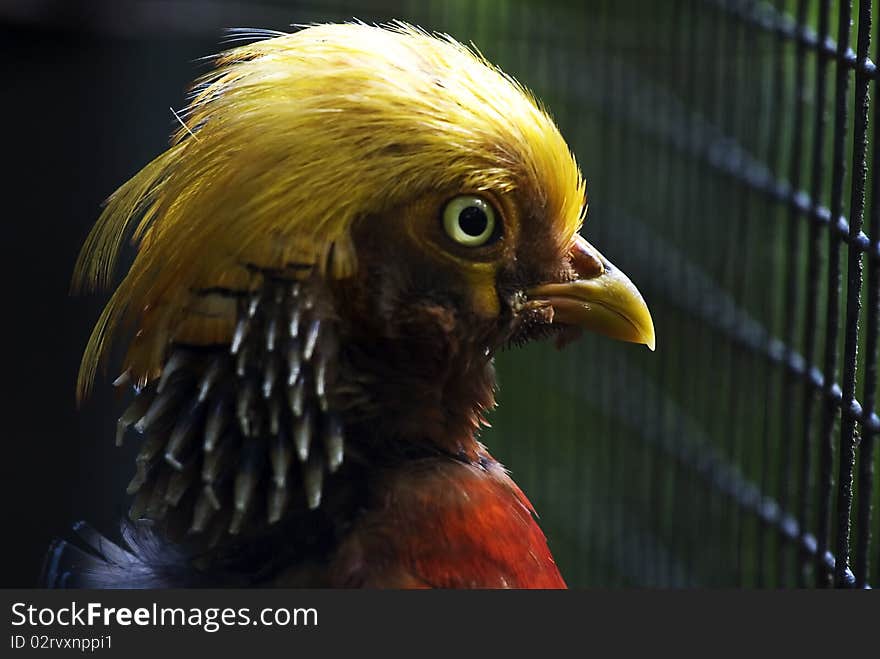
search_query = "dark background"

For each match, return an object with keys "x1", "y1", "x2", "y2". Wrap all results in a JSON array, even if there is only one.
[
  {"x1": 2, "y1": 1, "x2": 235, "y2": 587},
  {"x1": 2, "y1": 0, "x2": 878, "y2": 588}
]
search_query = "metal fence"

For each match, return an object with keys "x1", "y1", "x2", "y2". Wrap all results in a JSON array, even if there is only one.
[{"x1": 476, "y1": 0, "x2": 879, "y2": 588}]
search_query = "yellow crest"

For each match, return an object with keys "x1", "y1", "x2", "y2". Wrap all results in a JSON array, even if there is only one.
[{"x1": 73, "y1": 22, "x2": 586, "y2": 400}]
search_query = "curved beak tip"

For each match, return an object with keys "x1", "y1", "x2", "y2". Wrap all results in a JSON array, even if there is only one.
[{"x1": 644, "y1": 327, "x2": 657, "y2": 352}]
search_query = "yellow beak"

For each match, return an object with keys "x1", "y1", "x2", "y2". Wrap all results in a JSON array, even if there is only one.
[{"x1": 527, "y1": 235, "x2": 656, "y2": 351}]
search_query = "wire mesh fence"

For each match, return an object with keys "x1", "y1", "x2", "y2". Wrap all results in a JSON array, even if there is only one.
[{"x1": 479, "y1": 0, "x2": 879, "y2": 588}]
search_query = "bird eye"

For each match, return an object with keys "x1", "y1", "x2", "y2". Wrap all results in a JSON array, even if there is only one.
[{"x1": 442, "y1": 195, "x2": 498, "y2": 247}]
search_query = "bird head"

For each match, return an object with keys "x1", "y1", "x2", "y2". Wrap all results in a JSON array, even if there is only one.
[{"x1": 74, "y1": 23, "x2": 654, "y2": 530}]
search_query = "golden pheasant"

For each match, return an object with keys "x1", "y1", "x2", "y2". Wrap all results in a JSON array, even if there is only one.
[{"x1": 44, "y1": 22, "x2": 654, "y2": 589}]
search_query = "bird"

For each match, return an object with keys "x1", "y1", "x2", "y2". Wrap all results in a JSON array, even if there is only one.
[{"x1": 43, "y1": 22, "x2": 654, "y2": 589}]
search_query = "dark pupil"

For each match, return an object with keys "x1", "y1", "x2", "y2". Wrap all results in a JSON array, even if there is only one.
[{"x1": 458, "y1": 206, "x2": 488, "y2": 237}]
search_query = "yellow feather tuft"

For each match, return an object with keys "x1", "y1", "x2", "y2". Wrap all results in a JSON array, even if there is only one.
[{"x1": 73, "y1": 22, "x2": 586, "y2": 400}]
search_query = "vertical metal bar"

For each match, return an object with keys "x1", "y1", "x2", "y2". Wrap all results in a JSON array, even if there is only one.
[
  {"x1": 797, "y1": 0, "x2": 829, "y2": 589},
  {"x1": 854, "y1": 0, "x2": 879, "y2": 589},
  {"x1": 816, "y1": 0, "x2": 853, "y2": 588},
  {"x1": 834, "y1": 0, "x2": 871, "y2": 588}
]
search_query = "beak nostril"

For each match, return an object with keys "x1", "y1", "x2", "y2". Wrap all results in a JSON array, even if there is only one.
[{"x1": 570, "y1": 235, "x2": 604, "y2": 279}]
